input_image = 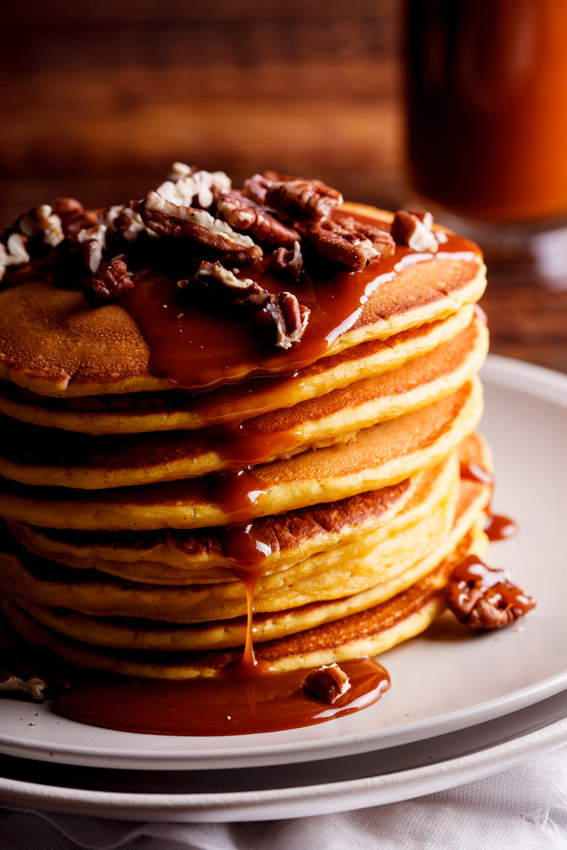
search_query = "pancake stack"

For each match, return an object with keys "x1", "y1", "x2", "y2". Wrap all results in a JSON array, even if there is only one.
[{"x1": 0, "y1": 167, "x2": 491, "y2": 685}]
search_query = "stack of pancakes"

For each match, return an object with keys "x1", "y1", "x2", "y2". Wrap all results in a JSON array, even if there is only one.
[{"x1": 0, "y1": 188, "x2": 491, "y2": 681}]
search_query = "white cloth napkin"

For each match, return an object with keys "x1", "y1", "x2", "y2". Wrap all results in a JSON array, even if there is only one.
[{"x1": 1, "y1": 745, "x2": 567, "y2": 850}]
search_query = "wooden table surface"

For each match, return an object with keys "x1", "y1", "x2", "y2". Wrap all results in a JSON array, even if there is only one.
[{"x1": 1, "y1": 0, "x2": 565, "y2": 373}]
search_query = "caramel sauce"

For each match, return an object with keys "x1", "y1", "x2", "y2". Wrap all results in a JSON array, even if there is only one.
[
  {"x1": 484, "y1": 513, "x2": 518, "y2": 542},
  {"x1": 55, "y1": 657, "x2": 390, "y2": 736},
  {"x1": 121, "y1": 217, "x2": 478, "y2": 392},
  {"x1": 460, "y1": 460, "x2": 494, "y2": 486}
]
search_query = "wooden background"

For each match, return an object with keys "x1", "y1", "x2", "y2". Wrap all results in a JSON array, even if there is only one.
[{"x1": 1, "y1": 0, "x2": 565, "y2": 372}]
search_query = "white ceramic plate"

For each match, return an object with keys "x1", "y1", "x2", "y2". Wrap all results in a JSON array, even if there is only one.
[{"x1": 0, "y1": 355, "x2": 566, "y2": 776}]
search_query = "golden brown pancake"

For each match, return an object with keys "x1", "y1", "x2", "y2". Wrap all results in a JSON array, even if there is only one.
[
  {"x1": 0, "y1": 206, "x2": 486, "y2": 398},
  {"x1": 0, "y1": 484, "x2": 489, "y2": 675},
  {"x1": 0, "y1": 306, "x2": 474, "y2": 435},
  {"x1": 0, "y1": 317, "x2": 487, "y2": 489},
  {"x1": 0, "y1": 379, "x2": 483, "y2": 530}
]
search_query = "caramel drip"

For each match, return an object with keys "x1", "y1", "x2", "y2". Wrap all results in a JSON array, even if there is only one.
[
  {"x1": 484, "y1": 513, "x2": 518, "y2": 542},
  {"x1": 460, "y1": 461, "x2": 494, "y2": 486},
  {"x1": 451, "y1": 555, "x2": 534, "y2": 615}
]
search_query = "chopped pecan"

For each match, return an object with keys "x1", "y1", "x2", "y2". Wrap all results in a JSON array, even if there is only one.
[
  {"x1": 303, "y1": 663, "x2": 351, "y2": 704},
  {"x1": 217, "y1": 192, "x2": 299, "y2": 247},
  {"x1": 266, "y1": 177, "x2": 343, "y2": 221},
  {"x1": 105, "y1": 201, "x2": 147, "y2": 242},
  {"x1": 302, "y1": 215, "x2": 395, "y2": 270},
  {"x1": 179, "y1": 260, "x2": 309, "y2": 349},
  {"x1": 446, "y1": 555, "x2": 536, "y2": 630},
  {"x1": 16, "y1": 203, "x2": 65, "y2": 248},
  {"x1": 266, "y1": 290, "x2": 310, "y2": 349},
  {"x1": 76, "y1": 223, "x2": 108, "y2": 273},
  {"x1": 391, "y1": 209, "x2": 444, "y2": 253},
  {"x1": 0, "y1": 233, "x2": 30, "y2": 280},
  {"x1": 141, "y1": 192, "x2": 262, "y2": 263},
  {"x1": 84, "y1": 257, "x2": 134, "y2": 305},
  {"x1": 157, "y1": 164, "x2": 231, "y2": 210},
  {"x1": 270, "y1": 240, "x2": 304, "y2": 282}
]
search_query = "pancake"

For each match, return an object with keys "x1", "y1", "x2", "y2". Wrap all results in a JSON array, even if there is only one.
[
  {"x1": 0, "y1": 316, "x2": 487, "y2": 489},
  {"x1": 0, "y1": 306, "x2": 474, "y2": 435},
  {"x1": 0, "y1": 472, "x2": 489, "y2": 675},
  {"x1": 7, "y1": 453, "x2": 457, "y2": 586},
  {"x1": 0, "y1": 378, "x2": 483, "y2": 530},
  {"x1": 0, "y1": 206, "x2": 486, "y2": 398}
]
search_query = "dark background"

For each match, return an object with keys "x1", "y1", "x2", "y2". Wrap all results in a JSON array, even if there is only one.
[{"x1": 1, "y1": 0, "x2": 565, "y2": 371}]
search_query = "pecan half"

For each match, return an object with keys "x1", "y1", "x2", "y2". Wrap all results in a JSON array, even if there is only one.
[
  {"x1": 303, "y1": 663, "x2": 351, "y2": 704},
  {"x1": 0, "y1": 233, "x2": 30, "y2": 280},
  {"x1": 270, "y1": 240, "x2": 304, "y2": 282},
  {"x1": 302, "y1": 215, "x2": 395, "y2": 270},
  {"x1": 391, "y1": 209, "x2": 445, "y2": 253},
  {"x1": 179, "y1": 260, "x2": 309, "y2": 349},
  {"x1": 266, "y1": 177, "x2": 343, "y2": 221},
  {"x1": 84, "y1": 257, "x2": 134, "y2": 305},
  {"x1": 446, "y1": 555, "x2": 536, "y2": 630},
  {"x1": 141, "y1": 192, "x2": 262, "y2": 263},
  {"x1": 217, "y1": 192, "x2": 299, "y2": 247},
  {"x1": 157, "y1": 164, "x2": 231, "y2": 210}
]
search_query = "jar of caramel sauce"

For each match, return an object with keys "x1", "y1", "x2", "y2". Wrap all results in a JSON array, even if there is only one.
[{"x1": 404, "y1": 0, "x2": 567, "y2": 224}]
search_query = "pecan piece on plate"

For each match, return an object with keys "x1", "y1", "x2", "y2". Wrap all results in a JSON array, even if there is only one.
[
  {"x1": 391, "y1": 209, "x2": 447, "y2": 253},
  {"x1": 179, "y1": 260, "x2": 309, "y2": 349},
  {"x1": 84, "y1": 257, "x2": 134, "y2": 305},
  {"x1": 303, "y1": 663, "x2": 351, "y2": 704},
  {"x1": 217, "y1": 192, "x2": 299, "y2": 247},
  {"x1": 302, "y1": 215, "x2": 395, "y2": 270},
  {"x1": 265, "y1": 176, "x2": 343, "y2": 221},
  {"x1": 0, "y1": 643, "x2": 72, "y2": 702},
  {"x1": 270, "y1": 240, "x2": 304, "y2": 283},
  {"x1": 446, "y1": 555, "x2": 536, "y2": 630},
  {"x1": 141, "y1": 192, "x2": 262, "y2": 263}
]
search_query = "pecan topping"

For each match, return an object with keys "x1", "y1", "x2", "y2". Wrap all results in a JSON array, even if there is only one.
[
  {"x1": 302, "y1": 215, "x2": 395, "y2": 270},
  {"x1": 141, "y1": 192, "x2": 262, "y2": 263},
  {"x1": 105, "y1": 201, "x2": 147, "y2": 242},
  {"x1": 217, "y1": 192, "x2": 299, "y2": 246},
  {"x1": 76, "y1": 223, "x2": 108, "y2": 273},
  {"x1": 0, "y1": 643, "x2": 72, "y2": 702},
  {"x1": 266, "y1": 177, "x2": 343, "y2": 221},
  {"x1": 447, "y1": 555, "x2": 536, "y2": 630},
  {"x1": 17, "y1": 204, "x2": 65, "y2": 248},
  {"x1": 242, "y1": 172, "x2": 273, "y2": 205},
  {"x1": 391, "y1": 209, "x2": 445, "y2": 253},
  {"x1": 157, "y1": 164, "x2": 231, "y2": 210},
  {"x1": 303, "y1": 663, "x2": 351, "y2": 704},
  {"x1": 179, "y1": 260, "x2": 310, "y2": 349},
  {"x1": 84, "y1": 257, "x2": 134, "y2": 305},
  {"x1": 0, "y1": 233, "x2": 30, "y2": 280},
  {"x1": 270, "y1": 240, "x2": 304, "y2": 282},
  {"x1": 266, "y1": 290, "x2": 310, "y2": 349}
]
